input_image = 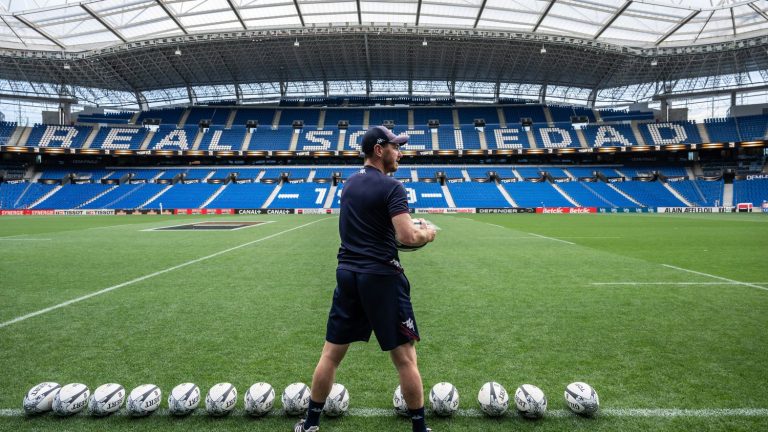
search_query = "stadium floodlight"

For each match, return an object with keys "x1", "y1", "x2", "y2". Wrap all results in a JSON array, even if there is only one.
[
  {"x1": 540, "y1": 45, "x2": 546, "y2": 54},
  {"x1": 651, "y1": 58, "x2": 658, "y2": 66},
  {"x1": 422, "y1": 38, "x2": 428, "y2": 47},
  {"x1": 174, "y1": 48, "x2": 182, "y2": 56},
  {"x1": 294, "y1": 39, "x2": 300, "y2": 47},
  {"x1": 63, "y1": 63, "x2": 70, "y2": 70}
]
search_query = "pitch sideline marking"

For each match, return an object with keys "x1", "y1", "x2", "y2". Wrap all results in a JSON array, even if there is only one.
[
  {"x1": 662, "y1": 264, "x2": 768, "y2": 292},
  {"x1": 3, "y1": 407, "x2": 768, "y2": 418},
  {"x1": 527, "y1": 232, "x2": 576, "y2": 245},
  {"x1": 0, "y1": 217, "x2": 332, "y2": 330},
  {"x1": 592, "y1": 282, "x2": 768, "y2": 286}
]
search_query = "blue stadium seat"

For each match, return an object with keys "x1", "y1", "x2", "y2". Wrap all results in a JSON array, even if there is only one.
[
  {"x1": 557, "y1": 182, "x2": 615, "y2": 207},
  {"x1": 581, "y1": 182, "x2": 638, "y2": 207},
  {"x1": 503, "y1": 105, "x2": 547, "y2": 124},
  {"x1": 0, "y1": 183, "x2": 56, "y2": 209},
  {"x1": 515, "y1": 167, "x2": 544, "y2": 179},
  {"x1": 412, "y1": 108, "x2": 453, "y2": 126},
  {"x1": 107, "y1": 183, "x2": 167, "y2": 209},
  {"x1": 598, "y1": 109, "x2": 653, "y2": 121},
  {"x1": 135, "y1": 108, "x2": 185, "y2": 125},
  {"x1": 613, "y1": 181, "x2": 686, "y2": 207},
  {"x1": 581, "y1": 124, "x2": 638, "y2": 147},
  {"x1": 198, "y1": 126, "x2": 247, "y2": 151},
  {"x1": 733, "y1": 179, "x2": 768, "y2": 206},
  {"x1": 486, "y1": 126, "x2": 532, "y2": 149},
  {"x1": 638, "y1": 121, "x2": 701, "y2": 145},
  {"x1": 185, "y1": 107, "x2": 231, "y2": 126},
  {"x1": 184, "y1": 169, "x2": 213, "y2": 180},
  {"x1": 669, "y1": 180, "x2": 723, "y2": 207},
  {"x1": 296, "y1": 129, "x2": 339, "y2": 151},
  {"x1": 416, "y1": 167, "x2": 463, "y2": 180},
  {"x1": 279, "y1": 109, "x2": 321, "y2": 126},
  {"x1": 261, "y1": 168, "x2": 310, "y2": 181},
  {"x1": 402, "y1": 182, "x2": 449, "y2": 208},
  {"x1": 704, "y1": 117, "x2": 740, "y2": 142},
  {"x1": 232, "y1": 108, "x2": 277, "y2": 127},
  {"x1": 206, "y1": 182, "x2": 276, "y2": 208},
  {"x1": 25, "y1": 125, "x2": 92, "y2": 148},
  {"x1": 269, "y1": 182, "x2": 330, "y2": 208},
  {"x1": 35, "y1": 183, "x2": 111, "y2": 209},
  {"x1": 89, "y1": 126, "x2": 149, "y2": 150},
  {"x1": 503, "y1": 182, "x2": 572, "y2": 207},
  {"x1": 457, "y1": 107, "x2": 500, "y2": 125},
  {"x1": 0, "y1": 121, "x2": 17, "y2": 144},
  {"x1": 81, "y1": 184, "x2": 142, "y2": 209},
  {"x1": 448, "y1": 182, "x2": 509, "y2": 207},
  {"x1": 532, "y1": 123, "x2": 580, "y2": 148},
  {"x1": 393, "y1": 127, "x2": 431, "y2": 150},
  {"x1": 547, "y1": 105, "x2": 576, "y2": 122},
  {"x1": 368, "y1": 109, "x2": 409, "y2": 127},
  {"x1": 323, "y1": 109, "x2": 365, "y2": 127},
  {"x1": 444, "y1": 126, "x2": 483, "y2": 150},
  {"x1": 735, "y1": 115, "x2": 768, "y2": 141},
  {"x1": 147, "y1": 125, "x2": 200, "y2": 150},
  {"x1": 146, "y1": 183, "x2": 221, "y2": 209},
  {"x1": 76, "y1": 111, "x2": 133, "y2": 124},
  {"x1": 249, "y1": 126, "x2": 293, "y2": 151}
]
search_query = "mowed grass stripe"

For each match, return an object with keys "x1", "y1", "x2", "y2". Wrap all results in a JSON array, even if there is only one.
[
  {"x1": 662, "y1": 264, "x2": 768, "y2": 292},
  {"x1": 0, "y1": 217, "x2": 332, "y2": 329}
]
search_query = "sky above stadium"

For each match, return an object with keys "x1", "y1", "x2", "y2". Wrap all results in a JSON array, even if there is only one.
[{"x1": 0, "y1": 0, "x2": 766, "y2": 51}]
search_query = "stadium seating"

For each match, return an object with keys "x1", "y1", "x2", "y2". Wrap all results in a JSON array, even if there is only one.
[
  {"x1": 198, "y1": 126, "x2": 247, "y2": 151},
  {"x1": 323, "y1": 109, "x2": 365, "y2": 127},
  {"x1": 457, "y1": 107, "x2": 500, "y2": 125},
  {"x1": 184, "y1": 169, "x2": 213, "y2": 180},
  {"x1": 582, "y1": 182, "x2": 638, "y2": 207},
  {"x1": 261, "y1": 168, "x2": 311, "y2": 181},
  {"x1": 296, "y1": 129, "x2": 339, "y2": 151},
  {"x1": 0, "y1": 121, "x2": 18, "y2": 144},
  {"x1": 465, "y1": 167, "x2": 497, "y2": 179},
  {"x1": 669, "y1": 180, "x2": 724, "y2": 207},
  {"x1": 76, "y1": 111, "x2": 133, "y2": 124},
  {"x1": 515, "y1": 167, "x2": 544, "y2": 179},
  {"x1": 412, "y1": 108, "x2": 453, "y2": 126},
  {"x1": 135, "y1": 108, "x2": 185, "y2": 126},
  {"x1": 232, "y1": 108, "x2": 277, "y2": 127},
  {"x1": 416, "y1": 167, "x2": 463, "y2": 180},
  {"x1": 503, "y1": 182, "x2": 572, "y2": 207},
  {"x1": 557, "y1": 182, "x2": 615, "y2": 207},
  {"x1": 313, "y1": 167, "x2": 361, "y2": 180},
  {"x1": 393, "y1": 128, "x2": 431, "y2": 150},
  {"x1": 572, "y1": 106, "x2": 596, "y2": 122},
  {"x1": 441, "y1": 126, "x2": 482, "y2": 150},
  {"x1": 402, "y1": 182, "x2": 449, "y2": 208},
  {"x1": 156, "y1": 168, "x2": 188, "y2": 181},
  {"x1": 368, "y1": 109, "x2": 409, "y2": 127},
  {"x1": 448, "y1": 182, "x2": 509, "y2": 207},
  {"x1": 185, "y1": 107, "x2": 231, "y2": 126},
  {"x1": 735, "y1": 115, "x2": 768, "y2": 141},
  {"x1": 89, "y1": 126, "x2": 149, "y2": 150},
  {"x1": 25, "y1": 125, "x2": 92, "y2": 148},
  {"x1": 638, "y1": 121, "x2": 701, "y2": 145},
  {"x1": 598, "y1": 109, "x2": 654, "y2": 121},
  {"x1": 565, "y1": 167, "x2": 598, "y2": 178},
  {"x1": 547, "y1": 105, "x2": 577, "y2": 122},
  {"x1": 486, "y1": 126, "x2": 532, "y2": 149},
  {"x1": 145, "y1": 183, "x2": 221, "y2": 209},
  {"x1": 279, "y1": 109, "x2": 321, "y2": 127},
  {"x1": 249, "y1": 126, "x2": 294, "y2": 151},
  {"x1": 612, "y1": 181, "x2": 687, "y2": 207},
  {"x1": 268, "y1": 182, "x2": 330, "y2": 208},
  {"x1": 703, "y1": 117, "x2": 740, "y2": 142},
  {"x1": 0, "y1": 182, "x2": 56, "y2": 209},
  {"x1": 532, "y1": 122, "x2": 580, "y2": 148},
  {"x1": 35, "y1": 183, "x2": 111, "y2": 209},
  {"x1": 147, "y1": 125, "x2": 200, "y2": 150},
  {"x1": 733, "y1": 179, "x2": 768, "y2": 206},
  {"x1": 81, "y1": 184, "x2": 142, "y2": 209},
  {"x1": 502, "y1": 105, "x2": 547, "y2": 124},
  {"x1": 106, "y1": 183, "x2": 168, "y2": 209},
  {"x1": 206, "y1": 182, "x2": 276, "y2": 208},
  {"x1": 581, "y1": 124, "x2": 639, "y2": 147}
]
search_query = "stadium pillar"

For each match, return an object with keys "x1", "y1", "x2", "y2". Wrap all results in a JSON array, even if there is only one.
[
  {"x1": 494, "y1": 81, "x2": 500, "y2": 102},
  {"x1": 135, "y1": 92, "x2": 148, "y2": 111},
  {"x1": 587, "y1": 87, "x2": 597, "y2": 108},
  {"x1": 730, "y1": 91, "x2": 737, "y2": 112},
  {"x1": 235, "y1": 84, "x2": 243, "y2": 104},
  {"x1": 187, "y1": 86, "x2": 197, "y2": 104},
  {"x1": 539, "y1": 83, "x2": 548, "y2": 104}
]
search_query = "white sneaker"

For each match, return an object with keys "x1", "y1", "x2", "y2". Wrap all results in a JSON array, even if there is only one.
[{"x1": 293, "y1": 419, "x2": 319, "y2": 432}]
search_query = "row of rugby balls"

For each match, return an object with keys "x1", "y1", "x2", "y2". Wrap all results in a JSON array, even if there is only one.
[
  {"x1": 399, "y1": 381, "x2": 599, "y2": 418},
  {"x1": 23, "y1": 382, "x2": 348, "y2": 417}
]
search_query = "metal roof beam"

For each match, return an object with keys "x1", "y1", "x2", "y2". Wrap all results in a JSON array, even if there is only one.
[
  {"x1": 81, "y1": 4, "x2": 127, "y2": 43},
  {"x1": 473, "y1": 0, "x2": 488, "y2": 29},
  {"x1": 0, "y1": 92, "x2": 77, "y2": 104},
  {"x1": 293, "y1": 0, "x2": 305, "y2": 27},
  {"x1": 593, "y1": 1, "x2": 631, "y2": 40},
  {"x1": 14, "y1": 15, "x2": 66, "y2": 49},
  {"x1": 154, "y1": 0, "x2": 188, "y2": 35},
  {"x1": 356, "y1": 0, "x2": 362, "y2": 25},
  {"x1": 748, "y1": 2, "x2": 768, "y2": 22},
  {"x1": 1, "y1": 16, "x2": 26, "y2": 47},
  {"x1": 656, "y1": 10, "x2": 700, "y2": 45},
  {"x1": 224, "y1": 0, "x2": 248, "y2": 30},
  {"x1": 416, "y1": 0, "x2": 422, "y2": 26},
  {"x1": 532, "y1": 0, "x2": 556, "y2": 33}
]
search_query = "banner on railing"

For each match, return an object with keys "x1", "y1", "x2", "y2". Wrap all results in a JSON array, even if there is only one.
[
  {"x1": 535, "y1": 207, "x2": 597, "y2": 214},
  {"x1": 657, "y1": 207, "x2": 734, "y2": 213}
]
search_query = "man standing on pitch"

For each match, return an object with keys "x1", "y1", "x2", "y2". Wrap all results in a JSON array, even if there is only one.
[{"x1": 295, "y1": 126, "x2": 437, "y2": 432}]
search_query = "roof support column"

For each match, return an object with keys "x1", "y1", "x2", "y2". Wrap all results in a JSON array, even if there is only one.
[
  {"x1": 408, "y1": 79, "x2": 413, "y2": 96},
  {"x1": 187, "y1": 85, "x2": 197, "y2": 104},
  {"x1": 324, "y1": 80, "x2": 329, "y2": 97},
  {"x1": 366, "y1": 80, "x2": 371, "y2": 96},
  {"x1": 494, "y1": 81, "x2": 500, "y2": 102},
  {"x1": 235, "y1": 83, "x2": 243, "y2": 104},
  {"x1": 449, "y1": 80, "x2": 455, "y2": 97},
  {"x1": 135, "y1": 92, "x2": 148, "y2": 111},
  {"x1": 731, "y1": 90, "x2": 737, "y2": 112},
  {"x1": 539, "y1": 83, "x2": 548, "y2": 104},
  {"x1": 587, "y1": 87, "x2": 598, "y2": 108},
  {"x1": 280, "y1": 81, "x2": 287, "y2": 97}
]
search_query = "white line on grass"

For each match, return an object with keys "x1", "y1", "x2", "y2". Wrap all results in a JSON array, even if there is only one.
[
  {"x1": 2, "y1": 407, "x2": 768, "y2": 418},
  {"x1": 0, "y1": 238, "x2": 51, "y2": 241},
  {"x1": 0, "y1": 217, "x2": 332, "y2": 330},
  {"x1": 592, "y1": 282, "x2": 768, "y2": 286},
  {"x1": 527, "y1": 232, "x2": 576, "y2": 245},
  {"x1": 662, "y1": 264, "x2": 768, "y2": 292}
]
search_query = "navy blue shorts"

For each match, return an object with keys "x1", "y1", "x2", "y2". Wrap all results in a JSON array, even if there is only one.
[{"x1": 326, "y1": 269, "x2": 420, "y2": 351}]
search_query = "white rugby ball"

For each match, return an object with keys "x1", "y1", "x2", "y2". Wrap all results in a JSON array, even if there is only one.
[
  {"x1": 88, "y1": 383, "x2": 125, "y2": 416},
  {"x1": 477, "y1": 381, "x2": 509, "y2": 417},
  {"x1": 244, "y1": 382, "x2": 275, "y2": 417},
  {"x1": 514, "y1": 384, "x2": 547, "y2": 419},
  {"x1": 282, "y1": 383, "x2": 310, "y2": 416},
  {"x1": 429, "y1": 382, "x2": 459, "y2": 417},
  {"x1": 206, "y1": 383, "x2": 237, "y2": 416},
  {"x1": 396, "y1": 220, "x2": 432, "y2": 252},
  {"x1": 564, "y1": 382, "x2": 599, "y2": 416},
  {"x1": 52, "y1": 383, "x2": 90, "y2": 416},
  {"x1": 392, "y1": 385, "x2": 409, "y2": 417},
  {"x1": 23, "y1": 382, "x2": 61, "y2": 415},
  {"x1": 168, "y1": 383, "x2": 200, "y2": 416},
  {"x1": 126, "y1": 384, "x2": 161, "y2": 417},
  {"x1": 323, "y1": 383, "x2": 349, "y2": 417}
]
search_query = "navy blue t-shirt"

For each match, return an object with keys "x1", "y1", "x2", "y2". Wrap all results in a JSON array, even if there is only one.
[{"x1": 337, "y1": 165, "x2": 410, "y2": 275}]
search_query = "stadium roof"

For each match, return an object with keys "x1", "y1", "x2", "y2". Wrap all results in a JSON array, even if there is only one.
[{"x1": 0, "y1": 0, "x2": 767, "y2": 101}]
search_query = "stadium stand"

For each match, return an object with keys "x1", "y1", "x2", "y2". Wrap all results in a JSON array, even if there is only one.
[
  {"x1": 394, "y1": 128, "x2": 431, "y2": 150},
  {"x1": 198, "y1": 126, "x2": 248, "y2": 151},
  {"x1": 279, "y1": 109, "x2": 321, "y2": 127},
  {"x1": 261, "y1": 168, "x2": 311, "y2": 181},
  {"x1": 465, "y1": 168, "x2": 495, "y2": 179},
  {"x1": 442, "y1": 126, "x2": 482, "y2": 150},
  {"x1": 598, "y1": 109, "x2": 654, "y2": 121},
  {"x1": 532, "y1": 123, "x2": 580, "y2": 148},
  {"x1": 35, "y1": 183, "x2": 111, "y2": 209},
  {"x1": 547, "y1": 104, "x2": 577, "y2": 122},
  {"x1": 76, "y1": 111, "x2": 133, "y2": 124},
  {"x1": 184, "y1": 169, "x2": 213, "y2": 180},
  {"x1": 412, "y1": 108, "x2": 453, "y2": 126},
  {"x1": 503, "y1": 105, "x2": 547, "y2": 124},
  {"x1": 249, "y1": 126, "x2": 294, "y2": 150},
  {"x1": 144, "y1": 183, "x2": 221, "y2": 209},
  {"x1": 448, "y1": 182, "x2": 509, "y2": 207},
  {"x1": 503, "y1": 182, "x2": 573, "y2": 207},
  {"x1": 231, "y1": 108, "x2": 277, "y2": 127},
  {"x1": 486, "y1": 125, "x2": 532, "y2": 149},
  {"x1": 296, "y1": 129, "x2": 338, "y2": 151},
  {"x1": 704, "y1": 117, "x2": 740, "y2": 142},
  {"x1": 0, "y1": 182, "x2": 55, "y2": 209},
  {"x1": 557, "y1": 182, "x2": 615, "y2": 207},
  {"x1": 581, "y1": 124, "x2": 639, "y2": 147},
  {"x1": 416, "y1": 167, "x2": 463, "y2": 180},
  {"x1": 135, "y1": 107, "x2": 185, "y2": 125},
  {"x1": 313, "y1": 167, "x2": 361, "y2": 180},
  {"x1": 185, "y1": 107, "x2": 231, "y2": 126},
  {"x1": 369, "y1": 108, "x2": 409, "y2": 127},
  {"x1": 26, "y1": 124, "x2": 92, "y2": 148},
  {"x1": 735, "y1": 115, "x2": 768, "y2": 141},
  {"x1": 156, "y1": 168, "x2": 188, "y2": 181},
  {"x1": 147, "y1": 125, "x2": 200, "y2": 150},
  {"x1": 0, "y1": 121, "x2": 17, "y2": 144},
  {"x1": 89, "y1": 126, "x2": 149, "y2": 150},
  {"x1": 268, "y1": 182, "x2": 330, "y2": 208},
  {"x1": 582, "y1": 182, "x2": 638, "y2": 207},
  {"x1": 733, "y1": 178, "x2": 768, "y2": 206},
  {"x1": 669, "y1": 180, "x2": 724, "y2": 207},
  {"x1": 457, "y1": 107, "x2": 500, "y2": 125},
  {"x1": 573, "y1": 106, "x2": 597, "y2": 122},
  {"x1": 81, "y1": 184, "x2": 142, "y2": 209},
  {"x1": 515, "y1": 167, "x2": 545, "y2": 179},
  {"x1": 108, "y1": 183, "x2": 168, "y2": 209},
  {"x1": 206, "y1": 182, "x2": 275, "y2": 208},
  {"x1": 612, "y1": 181, "x2": 687, "y2": 207},
  {"x1": 323, "y1": 109, "x2": 365, "y2": 127},
  {"x1": 638, "y1": 121, "x2": 702, "y2": 145},
  {"x1": 403, "y1": 182, "x2": 449, "y2": 208}
]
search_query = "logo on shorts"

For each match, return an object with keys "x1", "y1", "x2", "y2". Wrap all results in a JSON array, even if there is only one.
[{"x1": 401, "y1": 318, "x2": 415, "y2": 331}]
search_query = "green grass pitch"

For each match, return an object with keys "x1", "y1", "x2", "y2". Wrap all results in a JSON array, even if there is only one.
[{"x1": 0, "y1": 213, "x2": 767, "y2": 431}]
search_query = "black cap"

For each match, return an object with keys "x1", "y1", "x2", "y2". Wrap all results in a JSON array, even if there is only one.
[{"x1": 361, "y1": 126, "x2": 409, "y2": 155}]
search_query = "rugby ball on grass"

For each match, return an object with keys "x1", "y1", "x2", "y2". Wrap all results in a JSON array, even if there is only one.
[
  {"x1": 392, "y1": 385, "x2": 409, "y2": 417},
  {"x1": 168, "y1": 383, "x2": 200, "y2": 416},
  {"x1": 205, "y1": 383, "x2": 237, "y2": 416},
  {"x1": 323, "y1": 383, "x2": 349, "y2": 417},
  {"x1": 514, "y1": 384, "x2": 547, "y2": 419},
  {"x1": 429, "y1": 382, "x2": 459, "y2": 417},
  {"x1": 477, "y1": 381, "x2": 509, "y2": 417},
  {"x1": 52, "y1": 383, "x2": 90, "y2": 416},
  {"x1": 88, "y1": 383, "x2": 125, "y2": 416},
  {"x1": 244, "y1": 382, "x2": 275, "y2": 417},
  {"x1": 23, "y1": 382, "x2": 61, "y2": 415},
  {"x1": 126, "y1": 384, "x2": 161, "y2": 417},
  {"x1": 282, "y1": 383, "x2": 310, "y2": 416},
  {"x1": 564, "y1": 382, "x2": 599, "y2": 416}
]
